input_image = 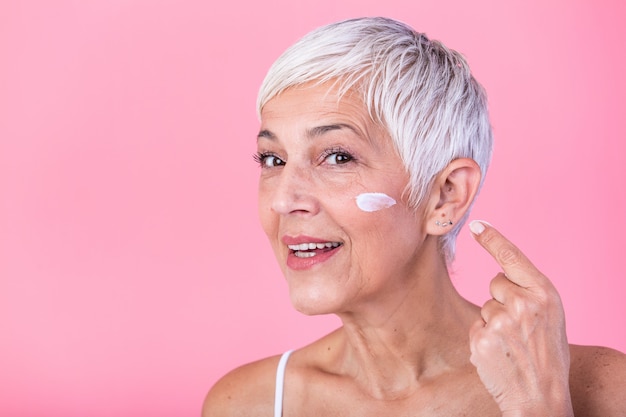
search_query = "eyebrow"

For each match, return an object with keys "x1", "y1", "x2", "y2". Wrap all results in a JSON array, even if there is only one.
[
  {"x1": 307, "y1": 123, "x2": 356, "y2": 138},
  {"x1": 257, "y1": 123, "x2": 359, "y2": 141},
  {"x1": 257, "y1": 129, "x2": 276, "y2": 141}
]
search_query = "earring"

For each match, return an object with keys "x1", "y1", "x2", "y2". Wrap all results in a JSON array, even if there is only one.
[{"x1": 436, "y1": 220, "x2": 454, "y2": 227}]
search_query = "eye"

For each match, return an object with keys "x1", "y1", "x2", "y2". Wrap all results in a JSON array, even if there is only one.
[
  {"x1": 323, "y1": 149, "x2": 354, "y2": 165},
  {"x1": 253, "y1": 152, "x2": 286, "y2": 168}
]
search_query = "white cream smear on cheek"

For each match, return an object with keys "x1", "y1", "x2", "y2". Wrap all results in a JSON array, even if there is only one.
[{"x1": 355, "y1": 192, "x2": 397, "y2": 212}]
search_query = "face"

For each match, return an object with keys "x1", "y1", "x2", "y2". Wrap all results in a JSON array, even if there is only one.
[{"x1": 257, "y1": 83, "x2": 430, "y2": 316}]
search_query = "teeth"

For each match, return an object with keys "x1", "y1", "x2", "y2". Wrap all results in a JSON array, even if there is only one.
[
  {"x1": 294, "y1": 251, "x2": 316, "y2": 258},
  {"x1": 288, "y1": 242, "x2": 341, "y2": 251}
]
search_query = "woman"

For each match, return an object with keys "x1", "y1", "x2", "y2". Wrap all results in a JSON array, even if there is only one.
[{"x1": 204, "y1": 17, "x2": 626, "y2": 416}]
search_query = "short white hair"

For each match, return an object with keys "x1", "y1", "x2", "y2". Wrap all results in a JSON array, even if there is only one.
[{"x1": 257, "y1": 17, "x2": 493, "y2": 261}]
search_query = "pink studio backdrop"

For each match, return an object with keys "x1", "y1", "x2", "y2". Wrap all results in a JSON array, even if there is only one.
[{"x1": 1, "y1": 1, "x2": 625, "y2": 416}]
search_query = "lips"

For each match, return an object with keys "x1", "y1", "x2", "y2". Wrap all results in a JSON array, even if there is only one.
[
  {"x1": 288, "y1": 241, "x2": 341, "y2": 258},
  {"x1": 282, "y1": 236, "x2": 343, "y2": 269}
]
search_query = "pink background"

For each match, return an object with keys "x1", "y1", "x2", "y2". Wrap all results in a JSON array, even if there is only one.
[{"x1": 1, "y1": 1, "x2": 625, "y2": 416}]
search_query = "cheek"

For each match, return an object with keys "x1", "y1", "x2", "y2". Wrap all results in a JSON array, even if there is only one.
[
  {"x1": 348, "y1": 199, "x2": 422, "y2": 251},
  {"x1": 329, "y1": 194, "x2": 403, "y2": 243},
  {"x1": 257, "y1": 184, "x2": 274, "y2": 235}
]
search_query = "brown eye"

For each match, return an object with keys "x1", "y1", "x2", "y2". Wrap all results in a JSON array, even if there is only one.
[
  {"x1": 264, "y1": 155, "x2": 285, "y2": 167},
  {"x1": 254, "y1": 152, "x2": 286, "y2": 168},
  {"x1": 325, "y1": 152, "x2": 353, "y2": 165}
]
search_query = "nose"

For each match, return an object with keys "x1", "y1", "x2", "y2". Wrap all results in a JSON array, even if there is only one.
[{"x1": 270, "y1": 165, "x2": 320, "y2": 216}]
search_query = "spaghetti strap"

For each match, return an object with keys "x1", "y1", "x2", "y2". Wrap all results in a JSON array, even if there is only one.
[{"x1": 274, "y1": 350, "x2": 293, "y2": 417}]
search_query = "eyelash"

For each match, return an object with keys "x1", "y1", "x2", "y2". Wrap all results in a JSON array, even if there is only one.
[
  {"x1": 253, "y1": 147, "x2": 356, "y2": 168},
  {"x1": 319, "y1": 147, "x2": 355, "y2": 165},
  {"x1": 253, "y1": 152, "x2": 285, "y2": 168}
]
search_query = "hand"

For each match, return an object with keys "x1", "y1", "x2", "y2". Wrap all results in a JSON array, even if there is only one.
[{"x1": 468, "y1": 221, "x2": 574, "y2": 417}]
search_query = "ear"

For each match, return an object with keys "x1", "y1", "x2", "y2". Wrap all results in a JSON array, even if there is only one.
[{"x1": 423, "y1": 158, "x2": 482, "y2": 236}]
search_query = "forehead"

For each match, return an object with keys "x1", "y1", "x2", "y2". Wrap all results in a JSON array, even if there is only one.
[
  {"x1": 263, "y1": 82, "x2": 362, "y2": 114},
  {"x1": 259, "y1": 83, "x2": 386, "y2": 141}
]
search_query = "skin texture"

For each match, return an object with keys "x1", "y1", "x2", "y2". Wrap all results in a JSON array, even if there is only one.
[{"x1": 203, "y1": 84, "x2": 626, "y2": 417}]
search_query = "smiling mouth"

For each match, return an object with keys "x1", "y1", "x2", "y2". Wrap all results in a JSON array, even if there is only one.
[{"x1": 288, "y1": 242, "x2": 342, "y2": 258}]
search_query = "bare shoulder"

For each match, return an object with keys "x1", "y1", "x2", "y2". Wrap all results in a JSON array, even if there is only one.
[
  {"x1": 569, "y1": 344, "x2": 626, "y2": 417},
  {"x1": 202, "y1": 354, "x2": 282, "y2": 417}
]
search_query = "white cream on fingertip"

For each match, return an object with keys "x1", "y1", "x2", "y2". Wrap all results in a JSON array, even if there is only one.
[{"x1": 355, "y1": 193, "x2": 396, "y2": 212}]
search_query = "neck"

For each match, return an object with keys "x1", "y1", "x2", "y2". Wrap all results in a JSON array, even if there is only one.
[{"x1": 334, "y1": 239, "x2": 479, "y2": 399}]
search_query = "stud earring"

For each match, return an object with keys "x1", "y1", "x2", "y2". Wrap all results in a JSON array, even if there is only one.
[{"x1": 435, "y1": 220, "x2": 454, "y2": 227}]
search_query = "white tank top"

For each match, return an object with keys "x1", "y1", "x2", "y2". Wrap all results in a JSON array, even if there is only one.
[{"x1": 274, "y1": 350, "x2": 293, "y2": 417}]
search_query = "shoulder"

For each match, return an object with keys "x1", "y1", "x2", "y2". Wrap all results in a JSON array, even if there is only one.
[
  {"x1": 202, "y1": 354, "x2": 284, "y2": 417},
  {"x1": 569, "y1": 344, "x2": 626, "y2": 417}
]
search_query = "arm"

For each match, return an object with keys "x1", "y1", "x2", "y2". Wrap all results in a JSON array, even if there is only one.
[
  {"x1": 202, "y1": 356, "x2": 279, "y2": 417},
  {"x1": 569, "y1": 345, "x2": 626, "y2": 417}
]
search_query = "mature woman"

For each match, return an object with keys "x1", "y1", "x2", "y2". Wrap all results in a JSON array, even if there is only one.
[{"x1": 204, "y1": 17, "x2": 626, "y2": 416}]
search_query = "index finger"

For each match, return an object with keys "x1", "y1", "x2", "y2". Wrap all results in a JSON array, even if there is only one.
[{"x1": 468, "y1": 220, "x2": 541, "y2": 288}]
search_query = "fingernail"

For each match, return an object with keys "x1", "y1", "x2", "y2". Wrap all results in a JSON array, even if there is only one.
[{"x1": 469, "y1": 220, "x2": 487, "y2": 235}]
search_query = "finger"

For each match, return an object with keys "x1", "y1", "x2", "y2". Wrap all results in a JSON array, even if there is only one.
[
  {"x1": 468, "y1": 220, "x2": 542, "y2": 289},
  {"x1": 480, "y1": 298, "x2": 504, "y2": 324},
  {"x1": 489, "y1": 273, "x2": 517, "y2": 304},
  {"x1": 468, "y1": 319, "x2": 485, "y2": 356}
]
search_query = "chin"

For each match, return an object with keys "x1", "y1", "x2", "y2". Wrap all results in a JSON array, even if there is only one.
[{"x1": 288, "y1": 284, "x2": 344, "y2": 316}]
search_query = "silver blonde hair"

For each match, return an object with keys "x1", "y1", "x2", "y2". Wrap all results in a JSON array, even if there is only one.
[{"x1": 257, "y1": 17, "x2": 493, "y2": 261}]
